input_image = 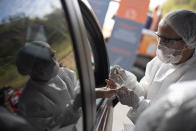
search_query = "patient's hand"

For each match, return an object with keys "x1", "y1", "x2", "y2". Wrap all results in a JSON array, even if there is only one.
[
  {"x1": 105, "y1": 78, "x2": 117, "y2": 89},
  {"x1": 96, "y1": 79, "x2": 124, "y2": 98},
  {"x1": 96, "y1": 87, "x2": 117, "y2": 98}
]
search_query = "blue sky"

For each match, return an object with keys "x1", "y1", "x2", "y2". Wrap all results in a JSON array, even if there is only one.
[{"x1": 0, "y1": 0, "x2": 61, "y2": 23}]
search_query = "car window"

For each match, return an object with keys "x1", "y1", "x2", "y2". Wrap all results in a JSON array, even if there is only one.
[{"x1": 0, "y1": 0, "x2": 83, "y2": 130}]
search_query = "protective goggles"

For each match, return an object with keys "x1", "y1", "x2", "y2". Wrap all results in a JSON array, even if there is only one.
[{"x1": 155, "y1": 32, "x2": 183, "y2": 44}]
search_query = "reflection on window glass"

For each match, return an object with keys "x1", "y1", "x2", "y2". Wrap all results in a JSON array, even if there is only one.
[{"x1": 0, "y1": 0, "x2": 82, "y2": 131}]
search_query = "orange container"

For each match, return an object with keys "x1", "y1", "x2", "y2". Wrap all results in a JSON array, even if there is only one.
[{"x1": 137, "y1": 29, "x2": 158, "y2": 58}]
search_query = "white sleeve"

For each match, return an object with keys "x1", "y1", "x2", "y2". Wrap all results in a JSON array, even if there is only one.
[
  {"x1": 136, "y1": 57, "x2": 160, "y2": 98},
  {"x1": 115, "y1": 57, "x2": 157, "y2": 98},
  {"x1": 110, "y1": 58, "x2": 157, "y2": 108},
  {"x1": 137, "y1": 64, "x2": 153, "y2": 98}
]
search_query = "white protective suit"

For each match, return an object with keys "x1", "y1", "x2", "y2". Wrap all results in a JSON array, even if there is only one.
[
  {"x1": 18, "y1": 67, "x2": 81, "y2": 131},
  {"x1": 110, "y1": 9, "x2": 196, "y2": 122},
  {"x1": 16, "y1": 41, "x2": 81, "y2": 131},
  {"x1": 111, "y1": 53, "x2": 196, "y2": 122},
  {"x1": 135, "y1": 80, "x2": 196, "y2": 131},
  {"x1": 138, "y1": 53, "x2": 196, "y2": 101}
]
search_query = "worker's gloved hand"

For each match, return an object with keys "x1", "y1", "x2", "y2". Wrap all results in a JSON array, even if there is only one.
[
  {"x1": 110, "y1": 65, "x2": 138, "y2": 90},
  {"x1": 116, "y1": 86, "x2": 140, "y2": 108},
  {"x1": 110, "y1": 65, "x2": 126, "y2": 85}
]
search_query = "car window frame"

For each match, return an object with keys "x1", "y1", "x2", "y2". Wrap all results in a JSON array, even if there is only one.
[
  {"x1": 61, "y1": 0, "x2": 97, "y2": 130},
  {"x1": 78, "y1": 0, "x2": 110, "y2": 88}
]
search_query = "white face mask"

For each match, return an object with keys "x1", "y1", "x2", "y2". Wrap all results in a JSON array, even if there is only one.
[{"x1": 156, "y1": 44, "x2": 183, "y2": 64}]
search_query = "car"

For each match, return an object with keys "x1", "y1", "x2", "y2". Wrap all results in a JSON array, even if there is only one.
[{"x1": 0, "y1": 0, "x2": 113, "y2": 131}]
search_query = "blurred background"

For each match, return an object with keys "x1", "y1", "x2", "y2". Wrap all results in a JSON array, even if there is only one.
[
  {"x1": 89, "y1": 0, "x2": 196, "y2": 81},
  {"x1": 87, "y1": 0, "x2": 196, "y2": 130}
]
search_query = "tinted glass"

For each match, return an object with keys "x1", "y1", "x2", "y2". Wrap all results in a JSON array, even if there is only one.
[{"x1": 0, "y1": 0, "x2": 83, "y2": 130}]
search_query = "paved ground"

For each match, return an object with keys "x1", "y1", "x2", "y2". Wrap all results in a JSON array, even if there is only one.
[{"x1": 112, "y1": 103, "x2": 134, "y2": 131}]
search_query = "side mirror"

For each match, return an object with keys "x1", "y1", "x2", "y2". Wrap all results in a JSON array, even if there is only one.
[{"x1": 78, "y1": 0, "x2": 110, "y2": 87}]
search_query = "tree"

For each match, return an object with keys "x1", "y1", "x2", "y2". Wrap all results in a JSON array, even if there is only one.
[{"x1": 162, "y1": 0, "x2": 196, "y2": 15}]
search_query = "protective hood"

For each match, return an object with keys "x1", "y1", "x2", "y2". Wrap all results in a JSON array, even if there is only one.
[
  {"x1": 16, "y1": 41, "x2": 59, "y2": 81},
  {"x1": 161, "y1": 9, "x2": 196, "y2": 48}
]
